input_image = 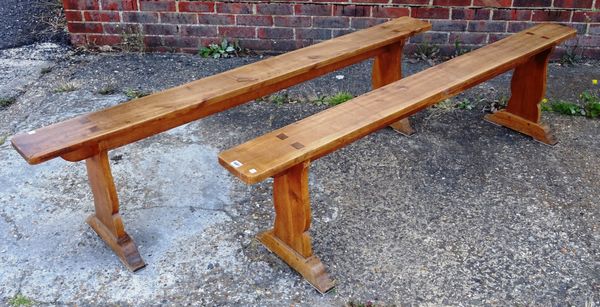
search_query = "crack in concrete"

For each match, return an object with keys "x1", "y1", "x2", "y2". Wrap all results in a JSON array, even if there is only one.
[
  {"x1": 127, "y1": 205, "x2": 237, "y2": 221},
  {"x1": 0, "y1": 210, "x2": 24, "y2": 240}
]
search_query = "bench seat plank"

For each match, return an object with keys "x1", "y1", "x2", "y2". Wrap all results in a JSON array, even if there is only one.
[
  {"x1": 11, "y1": 17, "x2": 430, "y2": 165},
  {"x1": 219, "y1": 24, "x2": 576, "y2": 184}
]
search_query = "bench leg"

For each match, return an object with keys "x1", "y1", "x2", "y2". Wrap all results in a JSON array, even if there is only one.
[
  {"x1": 85, "y1": 151, "x2": 145, "y2": 271},
  {"x1": 372, "y1": 41, "x2": 415, "y2": 136},
  {"x1": 484, "y1": 48, "x2": 556, "y2": 145},
  {"x1": 257, "y1": 161, "x2": 334, "y2": 293}
]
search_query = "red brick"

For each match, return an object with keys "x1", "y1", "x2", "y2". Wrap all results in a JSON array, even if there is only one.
[
  {"x1": 257, "y1": 28, "x2": 294, "y2": 39},
  {"x1": 553, "y1": 0, "x2": 593, "y2": 8},
  {"x1": 334, "y1": 5, "x2": 371, "y2": 17},
  {"x1": 103, "y1": 23, "x2": 140, "y2": 34},
  {"x1": 122, "y1": 12, "x2": 159, "y2": 23},
  {"x1": 350, "y1": 18, "x2": 388, "y2": 29},
  {"x1": 333, "y1": 29, "x2": 353, "y2": 37},
  {"x1": 473, "y1": 0, "x2": 511, "y2": 7},
  {"x1": 257, "y1": 3, "x2": 293, "y2": 15},
  {"x1": 69, "y1": 33, "x2": 87, "y2": 46},
  {"x1": 449, "y1": 32, "x2": 488, "y2": 44},
  {"x1": 531, "y1": 10, "x2": 571, "y2": 22},
  {"x1": 468, "y1": 20, "x2": 507, "y2": 32},
  {"x1": 178, "y1": 1, "x2": 214, "y2": 13},
  {"x1": 87, "y1": 34, "x2": 122, "y2": 46},
  {"x1": 433, "y1": 0, "x2": 471, "y2": 6},
  {"x1": 512, "y1": 0, "x2": 551, "y2": 7},
  {"x1": 507, "y1": 21, "x2": 534, "y2": 32},
  {"x1": 237, "y1": 39, "x2": 273, "y2": 51},
  {"x1": 83, "y1": 11, "x2": 120, "y2": 22},
  {"x1": 140, "y1": 1, "x2": 175, "y2": 11},
  {"x1": 63, "y1": 0, "x2": 99, "y2": 10},
  {"x1": 488, "y1": 33, "x2": 510, "y2": 42},
  {"x1": 237, "y1": 15, "x2": 273, "y2": 27},
  {"x1": 296, "y1": 28, "x2": 332, "y2": 40},
  {"x1": 216, "y1": 2, "x2": 253, "y2": 14},
  {"x1": 350, "y1": 0, "x2": 389, "y2": 3},
  {"x1": 67, "y1": 22, "x2": 103, "y2": 33},
  {"x1": 572, "y1": 12, "x2": 600, "y2": 22},
  {"x1": 218, "y1": 26, "x2": 256, "y2": 38},
  {"x1": 411, "y1": 7, "x2": 450, "y2": 19},
  {"x1": 589, "y1": 24, "x2": 600, "y2": 35},
  {"x1": 65, "y1": 11, "x2": 83, "y2": 22},
  {"x1": 313, "y1": 16, "x2": 349, "y2": 28},
  {"x1": 273, "y1": 16, "x2": 311, "y2": 28},
  {"x1": 372, "y1": 7, "x2": 410, "y2": 18},
  {"x1": 492, "y1": 9, "x2": 532, "y2": 21},
  {"x1": 295, "y1": 4, "x2": 332, "y2": 16},
  {"x1": 452, "y1": 8, "x2": 491, "y2": 20},
  {"x1": 100, "y1": 0, "x2": 137, "y2": 10},
  {"x1": 198, "y1": 14, "x2": 235, "y2": 25},
  {"x1": 391, "y1": 0, "x2": 429, "y2": 4},
  {"x1": 432, "y1": 20, "x2": 468, "y2": 32},
  {"x1": 179, "y1": 25, "x2": 218, "y2": 37},
  {"x1": 160, "y1": 12, "x2": 198, "y2": 24},
  {"x1": 163, "y1": 36, "x2": 200, "y2": 48},
  {"x1": 143, "y1": 24, "x2": 177, "y2": 35},
  {"x1": 409, "y1": 32, "x2": 448, "y2": 44}
]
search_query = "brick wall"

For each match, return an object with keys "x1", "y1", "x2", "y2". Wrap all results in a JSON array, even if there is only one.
[{"x1": 63, "y1": 0, "x2": 600, "y2": 58}]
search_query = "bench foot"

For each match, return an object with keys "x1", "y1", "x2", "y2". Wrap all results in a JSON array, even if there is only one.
[
  {"x1": 87, "y1": 214, "x2": 145, "y2": 271},
  {"x1": 261, "y1": 161, "x2": 335, "y2": 293},
  {"x1": 372, "y1": 41, "x2": 416, "y2": 137},
  {"x1": 486, "y1": 47, "x2": 556, "y2": 145},
  {"x1": 258, "y1": 230, "x2": 334, "y2": 293},
  {"x1": 485, "y1": 111, "x2": 557, "y2": 145},
  {"x1": 85, "y1": 151, "x2": 146, "y2": 271},
  {"x1": 389, "y1": 118, "x2": 415, "y2": 136}
]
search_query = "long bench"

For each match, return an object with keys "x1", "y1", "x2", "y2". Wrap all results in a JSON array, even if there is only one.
[
  {"x1": 218, "y1": 24, "x2": 576, "y2": 292},
  {"x1": 10, "y1": 17, "x2": 430, "y2": 272}
]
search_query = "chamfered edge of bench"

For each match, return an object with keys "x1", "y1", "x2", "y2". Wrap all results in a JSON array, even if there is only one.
[
  {"x1": 218, "y1": 23, "x2": 577, "y2": 185},
  {"x1": 10, "y1": 16, "x2": 431, "y2": 166}
]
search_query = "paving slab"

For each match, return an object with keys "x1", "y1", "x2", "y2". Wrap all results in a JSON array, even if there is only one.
[{"x1": 0, "y1": 45, "x2": 598, "y2": 306}]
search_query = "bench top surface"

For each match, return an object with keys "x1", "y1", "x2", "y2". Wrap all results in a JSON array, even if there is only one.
[
  {"x1": 11, "y1": 17, "x2": 430, "y2": 165},
  {"x1": 219, "y1": 23, "x2": 576, "y2": 184}
]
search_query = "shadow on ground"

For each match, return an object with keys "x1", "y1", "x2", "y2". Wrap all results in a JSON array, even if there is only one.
[{"x1": 0, "y1": 45, "x2": 598, "y2": 305}]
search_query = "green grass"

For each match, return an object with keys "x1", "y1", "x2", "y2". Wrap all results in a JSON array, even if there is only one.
[
  {"x1": 54, "y1": 82, "x2": 78, "y2": 93},
  {"x1": 124, "y1": 88, "x2": 151, "y2": 100},
  {"x1": 0, "y1": 97, "x2": 16, "y2": 109},
  {"x1": 9, "y1": 294, "x2": 33, "y2": 307},
  {"x1": 324, "y1": 92, "x2": 354, "y2": 106},
  {"x1": 97, "y1": 84, "x2": 118, "y2": 95}
]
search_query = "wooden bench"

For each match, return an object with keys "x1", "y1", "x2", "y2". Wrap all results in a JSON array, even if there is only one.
[
  {"x1": 10, "y1": 17, "x2": 430, "y2": 272},
  {"x1": 218, "y1": 24, "x2": 576, "y2": 293}
]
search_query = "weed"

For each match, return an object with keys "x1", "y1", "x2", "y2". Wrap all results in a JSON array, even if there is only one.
[
  {"x1": 581, "y1": 90, "x2": 600, "y2": 118},
  {"x1": 0, "y1": 97, "x2": 16, "y2": 109},
  {"x1": 325, "y1": 92, "x2": 354, "y2": 106},
  {"x1": 98, "y1": 84, "x2": 118, "y2": 95},
  {"x1": 547, "y1": 100, "x2": 583, "y2": 116},
  {"x1": 124, "y1": 88, "x2": 151, "y2": 100},
  {"x1": 456, "y1": 98, "x2": 475, "y2": 110},
  {"x1": 40, "y1": 67, "x2": 53, "y2": 74},
  {"x1": 414, "y1": 41, "x2": 440, "y2": 64},
  {"x1": 559, "y1": 41, "x2": 581, "y2": 66},
  {"x1": 54, "y1": 82, "x2": 78, "y2": 93},
  {"x1": 199, "y1": 39, "x2": 242, "y2": 59},
  {"x1": 0, "y1": 135, "x2": 6, "y2": 145},
  {"x1": 120, "y1": 30, "x2": 145, "y2": 53},
  {"x1": 453, "y1": 40, "x2": 469, "y2": 57},
  {"x1": 9, "y1": 294, "x2": 33, "y2": 307},
  {"x1": 270, "y1": 94, "x2": 288, "y2": 106}
]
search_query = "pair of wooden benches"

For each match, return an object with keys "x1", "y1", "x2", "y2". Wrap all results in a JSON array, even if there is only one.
[{"x1": 11, "y1": 16, "x2": 575, "y2": 293}]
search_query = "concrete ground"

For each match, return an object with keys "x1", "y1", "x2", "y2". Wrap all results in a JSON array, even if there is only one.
[{"x1": 0, "y1": 43, "x2": 599, "y2": 306}]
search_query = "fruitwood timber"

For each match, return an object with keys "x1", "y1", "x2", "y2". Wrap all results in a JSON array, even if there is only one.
[
  {"x1": 10, "y1": 17, "x2": 429, "y2": 271},
  {"x1": 218, "y1": 24, "x2": 575, "y2": 290},
  {"x1": 11, "y1": 17, "x2": 430, "y2": 166},
  {"x1": 257, "y1": 161, "x2": 335, "y2": 293},
  {"x1": 372, "y1": 42, "x2": 415, "y2": 136},
  {"x1": 86, "y1": 151, "x2": 145, "y2": 271}
]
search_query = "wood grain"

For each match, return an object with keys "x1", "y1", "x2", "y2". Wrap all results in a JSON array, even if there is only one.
[
  {"x1": 219, "y1": 24, "x2": 576, "y2": 184},
  {"x1": 85, "y1": 151, "x2": 145, "y2": 271},
  {"x1": 371, "y1": 41, "x2": 415, "y2": 136},
  {"x1": 11, "y1": 17, "x2": 431, "y2": 165},
  {"x1": 258, "y1": 161, "x2": 334, "y2": 293}
]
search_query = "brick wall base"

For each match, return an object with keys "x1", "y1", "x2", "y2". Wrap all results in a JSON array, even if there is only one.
[{"x1": 63, "y1": 0, "x2": 600, "y2": 58}]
